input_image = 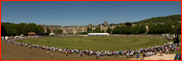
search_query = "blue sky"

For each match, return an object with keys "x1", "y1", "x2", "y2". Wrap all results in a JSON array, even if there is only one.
[{"x1": 1, "y1": 1, "x2": 181, "y2": 26}]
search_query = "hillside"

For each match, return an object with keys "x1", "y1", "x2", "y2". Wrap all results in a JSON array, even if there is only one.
[{"x1": 137, "y1": 14, "x2": 181, "y2": 23}]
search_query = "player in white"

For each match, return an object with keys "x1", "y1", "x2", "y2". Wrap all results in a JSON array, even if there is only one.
[
  {"x1": 166, "y1": 49, "x2": 169, "y2": 54},
  {"x1": 71, "y1": 50, "x2": 74, "y2": 54},
  {"x1": 47, "y1": 51, "x2": 49, "y2": 55},
  {"x1": 122, "y1": 51, "x2": 124, "y2": 55},
  {"x1": 80, "y1": 50, "x2": 83, "y2": 57},
  {"x1": 124, "y1": 50, "x2": 126, "y2": 55},
  {"x1": 76, "y1": 50, "x2": 79, "y2": 54},
  {"x1": 126, "y1": 52, "x2": 129, "y2": 58},
  {"x1": 52, "y1": 53, "x2": 54, "y2": 58},
  {"x1": 105, "y1": 51, "x2": 107, "y2": 56},
  {"x1": 59, "y1": 48, "x2": 61, "y2": 53},
  {"x1": 90, "y1": 51, "x2": 93, "y2": 56},
  {"x1": 96, "y1": 52, "x2": 99, "y2": 59},
  {"x1": 145, "y1": 53, "x2": 148, "y2": 57},
  {"x1": 152, "y1": 52, "x2": 154, "y2": 55},
  {"x1": 53, "y1": 48, "x2": 56, "y2": 53},
  {"x1": 130, "y1": 52, "x2": 133, "y2": 58},
  {"x1": 138, "y1": 50, "x2": 141, "y2": 54}
]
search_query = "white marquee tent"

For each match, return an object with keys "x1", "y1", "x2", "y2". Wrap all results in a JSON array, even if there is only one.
[
  {"x1": 49, "y1": 33, "x2": 56, "y2": 36},
  {"x1": 5, "y1": 36, "x2": 9, "y2": 40},
  {"x1": 88, "y1": 33, "x2": 110, "y2": 36},
  {"x1": 14, "y1": 36, "x2": 20, "y2": 38}
]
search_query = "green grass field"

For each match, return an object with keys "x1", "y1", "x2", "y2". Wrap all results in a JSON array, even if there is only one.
[{"x1": 16, "y1": 36, "x2": 169, "y2": 51}]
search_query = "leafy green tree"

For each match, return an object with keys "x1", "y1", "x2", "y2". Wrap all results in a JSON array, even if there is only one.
[
  {"x1": 116, "y1": 24, "x2": 119, "y2": 27},
  {"x1": 36, "y1": 25, "x2": 45, "y2": 34},
  {"x1": 98, "y1": 24, "x2": 101, "y2": 27},
  {"x1": 53, "y1": 29, "x2": 57, "y2": 34},
  {"x1": 53, "y1": 29, "x2": 62, "y2": 34},
  {"x1": 101, "y1": 30, "x2": 104, "y2": 33},
  {"x1": 173, "y1": 26, "x2": 179, "y2": 34},
  {"x1": 57, "y1": 29, "x2": 63, "y2": 34},
  {"x1": 138, "y1": 14, "x2": 181, "y2": 23},
  {"x1": 95, "y1": 27, "x2": 101, "y2": 32},
  {"x1": 163, "y1": 22, "x2": 173, "y2": 33},
  {"x1": 149, "y1": 25, "x2": 156, "y2": 34},
  {"x1": 80, "y1": 32, "x2": 88, "y2": 34},
  {"x1": 119, "y1": 25, "x2": 128, "y2": 34},
  {"x1": 2, "y1": 22, "x2": 45, "y2": 36},
  {"x1": 10, "y1": 29, "x2": 16, "y2": 36},
  {"x1": 139, "y1": 25, "x2": 147, "y2": 33},
  {"x1": 118, "y1": 23, "x2": 121, "y2": 25},
  {"x1": 112, "y1": 28, "x2": 119, "y2": 34},
  {"x1": 134, "y1": 25, "x2": 140, "y2": 34},
  {"x1": 89, "y1": 24, "x2": 93, "y2": 26},
  {"x1": 46, "y1": 27, "x2": 51, "y2": 33},
  {"x1": 27, "y1": 23, "x2": 37, "y2": 32},
  {"x1": 1, "y1": 25, "x2": 7, "y2": 36},
  {"x1": 19, "y1": 23, "x2": 28, "y2": 36},
  {"x1": 178, "y1": 25, "x2": 181, "y2": 34},
  {"x1": 106, "y1": 28, "x2": 112, "y2": 33},
  {"x1": 87, "y1": 27, "x2": 90, "y2": 31},
  {"x1": 87, "y1": 27, "x2": 92, "y2": 32},
  {"x1": 15, "y1": 24, "x2": 21, "y2": 35},
  {"x1": 110, "y1": 23, "x2": 115, "y2": 26},
  {"x1": 1, "y1": 22, "x2": 16, "y2": 36}
]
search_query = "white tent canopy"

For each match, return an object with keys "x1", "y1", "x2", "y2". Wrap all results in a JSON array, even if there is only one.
[
  {"x1": 49, "y1": 33, "x2": 56, "y2": 36},
  {"x1": 88, "y1": 33, "x2": 110, "y2": 36},
  {"x1": 5, "y1": 36, "x2": 9, "y2": 40},
  {"x1": 14, "y1": 36, "x2": 20, "y2": 38},
  {"x1": 161, "y1": 34, "x2": 165, "y2": 36},
  {"x1": 20, "y1": 34, "x2": 24, "y2": 36},
  {"x1": 165, "y1": 34, "x2": 169, "y2": 37}
]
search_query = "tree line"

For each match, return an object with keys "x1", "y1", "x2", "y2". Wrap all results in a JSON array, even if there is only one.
[
  {"x1": 111, "y1": 24, "x2": 147, "y2": 34},
  {"x1": 83, "y1": 14, "x2": 181, "y2": 34},
  {"x1": 84, "y1": 24, "x2": 147, "y2": 34},
  {"x1": 1, "y1": 22, "x2": 45, "y2": 36},
  {"x1": 53, "y1": 29, "x2": 63, "y2": 34},
  {"x1": 148, "y1": 21, "x2": 181, "y2": 34},
  {"x1": 84, "y1": 22, "x2": 181, "y2": 34},
  {"x1": 84, "y1": 18, "x2": 181, "y2": 34},
  {"x1": 137, "y1": 14, "x2": 181, "y2": 23},
  {"x1": 84, "y1": 23, "x2": 146, "y2": 34}
]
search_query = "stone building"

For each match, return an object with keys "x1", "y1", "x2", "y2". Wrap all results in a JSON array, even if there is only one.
[
  {"x1": 40, "y1": 21, "x2": 116, "y2": 34},
  {"x1": 41, "y1": 21, "x2": 164, "y2": 34},
  {"x1": 100, "y1": 21, "x2": 115, "y2": 32}
]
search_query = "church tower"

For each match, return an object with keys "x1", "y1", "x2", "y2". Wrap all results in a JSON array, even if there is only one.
[{"x1": 104, "y1": 21, "x2": 108, "y2": 25}]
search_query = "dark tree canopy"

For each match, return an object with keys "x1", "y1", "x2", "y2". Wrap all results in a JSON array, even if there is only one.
[
  {"x1": 138, "y1": 14, "x2": 181, "y2": 23},
  {"x1": 95, "y1": 27, "x2": 101, "y2": 32},
  {"x1": 1, "y1": 22, "x2": 45, "y2": 36},
  {"x1": 46, "y1": 27, "x2": 51, "y2": 33},
  {"x1": 53, "y1": 29, "x2": 63, "y2": 34},
  {"x1": 125, "y1": 22, "x2": 132, "y2": 26},
  {"x1": 106, "y1": 28, "x2": 112, "y2": 33},
  {"x1": 101, "y1": 30, "x2": 104, "y2": 33},
  {"x1": 1, "y1": 25, "x2": 7, "y2": 36},
  {"x1": 87, "y1": 27, "x2": 92, "y2": 32}
]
